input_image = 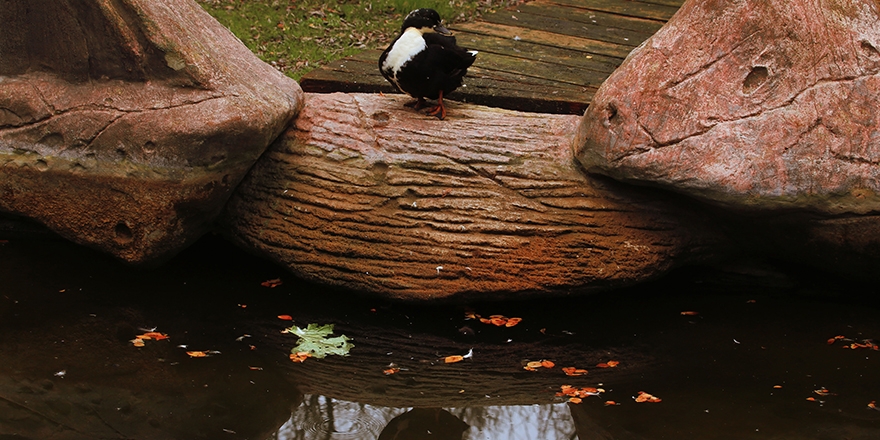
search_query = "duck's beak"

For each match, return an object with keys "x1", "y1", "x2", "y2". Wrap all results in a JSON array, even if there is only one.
[{"x1": 433, "y1": 24, "x2": 451, "y2": 35}]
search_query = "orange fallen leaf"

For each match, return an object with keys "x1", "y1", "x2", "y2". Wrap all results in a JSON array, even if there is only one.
[
  {"x1": 827, "y1": 335, "x2": 846, "y2": 344},
  {"x1": 680, "y1": 311, "x2": 699, "y2": 316},
  {"x1": 541, "y1": 360, "x2": 555, "y2": 368},
  {"x1": 261, "y1": 278, "x2": 283, "y2": 288},
  {"x1": 383, "y1": 367, "x2": 400, "y2": 375},
  {"x1": 557, "y1": 385, "x2": 604, "y2": 398},
  {"x1": 773, "y1": 385, "x2": 783, "y2": 389},
  {"x1": 131, "y1": 338, "x2": 145, "y2": 347},
  {"x1": 813, "y1": 388, "x2": 835, "y2": 396},
  {"x1": 289, "y1": 351, "x2": 311, "y2": 363},
  {"x1": 606, "y1": 360, "x2": 620, "y2": 367},
  {"x1": 806, "y1": 397, "x2": 817, "y2": 402},
  {"x1": 490, "y1": 317, "x2": 507, "y2": 326},
  {"x1": 445, "y1": 355, "x2": 464, "y2": 364},
  {"x1": 505, "y1": 317, "x2": 522, "y2": 327},
  {"x1": 568, "y1": 397, "x2": 582, "y2": 404},
  {"x1": 562, "y1": 367, "x2": 588, "y2": 376},
  {"x1": 526, "y1": 361, "x2": 544, "y2": 369},
  {"x1": 868, "y1": 401, "x2": 878, "y2": 411},
  {"x1": 635, "y1": 391, "x2": 662, "y2": 403},
  {"x1": 604, "y1": 400, "x2": 620, "y2": 406},
  {"x1": 187, "y1": 351, "x2": 208, "y2": 358},
  {"x1": 139, "y1": 332, "x2": 169, "y2": 341},
  {"x1": 277, "y1": 315, "x2": 294, "y2": 321},
  {"x1": 248, "y1": 366, "x2": 263, "y2": 370}
]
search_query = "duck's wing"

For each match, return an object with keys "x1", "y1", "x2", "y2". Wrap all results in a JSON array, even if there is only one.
[{"x1": 422, "y1": 33, "x2": 477, "y2": 73}]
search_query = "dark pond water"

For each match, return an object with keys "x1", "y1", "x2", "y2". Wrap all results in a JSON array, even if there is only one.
[{"x1": 1, "y1": 233, "x2": 879, "y2": 440}]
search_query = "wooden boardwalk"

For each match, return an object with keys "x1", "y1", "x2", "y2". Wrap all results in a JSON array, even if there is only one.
[{"x1": 299, "y1": 0, "x2": 684, "y2": 114}]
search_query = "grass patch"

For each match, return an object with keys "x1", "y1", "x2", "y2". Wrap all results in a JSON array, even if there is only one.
[{"x1": 196, "y1": 0, "x2": 525, "y2": 80}]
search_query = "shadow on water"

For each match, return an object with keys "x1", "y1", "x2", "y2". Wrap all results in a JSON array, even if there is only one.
[{"x1": 1, "y1": 234, "x2": 879, "y2": 439}]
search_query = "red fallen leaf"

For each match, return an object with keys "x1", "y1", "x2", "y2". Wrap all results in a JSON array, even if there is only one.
[
  {"x1": 277, "y1": 315, "x2": 294, "y2": 321},
  {"x1": 806, "y1": 397, "x2": 817, "y2": 402},
  {"x1": 289, "y1": 352, "x2": 311, "y2": 363},
  {"x1": 680, "y1": 311, "x2": 699, "y2": 316},
  {"x1": 635, "y1": 391, "x2": 661, "y2": 403},
  {"x1": 562, "y1": 367, "x2": 588, "y2": 376},
  {"x1": 261, "y1": 278, "x2": 283, "y2": 288}
]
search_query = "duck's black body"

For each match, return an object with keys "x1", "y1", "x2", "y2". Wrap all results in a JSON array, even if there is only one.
[{"x1": 379, "y1": 9, "x2": 477, "y2": 120}]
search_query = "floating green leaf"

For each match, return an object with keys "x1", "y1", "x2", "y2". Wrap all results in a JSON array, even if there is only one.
[{"x1": 282, "y1": 323, "x2": 353, "y2": 358}]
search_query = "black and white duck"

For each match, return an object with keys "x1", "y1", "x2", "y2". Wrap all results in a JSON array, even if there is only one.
[{"x1": 379, "y1": 8, "x2": 477, "y2": 120}]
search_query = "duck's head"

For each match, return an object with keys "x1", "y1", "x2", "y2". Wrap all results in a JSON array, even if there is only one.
[{"x1": 400, "y1": 8, "x2": 451, "y2": 35}]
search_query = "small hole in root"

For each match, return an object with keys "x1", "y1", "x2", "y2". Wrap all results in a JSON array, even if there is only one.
[
  {"x1": 114, "y1": 222, "x2": 134, "y2": 245},
  {"x1": 743, "y1": 66, "x2": 769, "y2": 94}
]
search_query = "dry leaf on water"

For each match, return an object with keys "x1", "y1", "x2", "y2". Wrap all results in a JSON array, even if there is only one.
[
  {"x1": 131, "y1": 331, "x2": 169, "y2": 347},
  {"x1": 289, "y1": 351, "x2": 311, "y2": 363},
  {"x1": 596, "y1": 360, "x2": 619, "y2": 368},
  {"x1": 635, "y1": 391, "x2": 661, "y2": 403},
  {"x1": 261, "y1": 278, "x2": 283, "y2": 288},
  {"x1": 468, "y1": 312, "x2": 522, "y2": 327},
  {"x1": 562, "y1": 367, "x2": 588, "y2": 376}
]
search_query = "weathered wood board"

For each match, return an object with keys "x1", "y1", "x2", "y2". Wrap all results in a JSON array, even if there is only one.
[{"x1": 299, "y1": 0, "x2": 685, "y2": 114}]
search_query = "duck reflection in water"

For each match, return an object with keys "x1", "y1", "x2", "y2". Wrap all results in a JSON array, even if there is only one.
[{"x1": 377, "y1": 408, "x2": 469, "y2": 440}]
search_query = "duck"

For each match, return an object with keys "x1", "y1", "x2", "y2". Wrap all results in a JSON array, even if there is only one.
[{"x1": 379, "y1": 8, "x2": 477, "y2": 120}]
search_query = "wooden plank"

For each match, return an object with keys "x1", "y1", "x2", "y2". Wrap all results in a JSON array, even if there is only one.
[
  {"x1": 453, "y1": 30, "x2": 622, "y2": 74},
  {"x1": 474, "y1": 51, "x2": 610, "y2": 88},
  {"x1": 451, "y1": 21, "x2": 633, "y2": 59},
  {"x1": 514, "y1": 2, "x2": 666, "y2": 33},
  {"x1": 299, "y1": 50, "x2": 591, "y2": 114},
  {"x1": 546, "y1": 0, "x2": 682, "y2": 21},
  {"x1": 636, "y1": 0, "x2": 685, "y2": 7},
  {"x1": 481, "y1": 7, "x2": 653, "y2": 47}
]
